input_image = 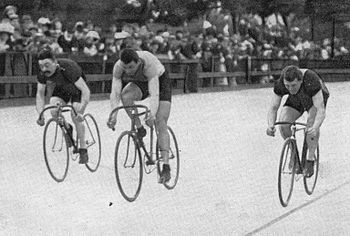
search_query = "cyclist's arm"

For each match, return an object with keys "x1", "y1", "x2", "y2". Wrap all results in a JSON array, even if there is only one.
[
  {"x1": 311, "y1": 90, "x2": 326, "y2": 130},
  {"x1": 110, "y1": 76, "x2": 122, "y2": 118},
  {"x1": 267, "y1": 93, "x2": 282, "y2": 127},
  {"x1": 74, "y1": 77, "x2": 91, "y2": 109},
  {"x1": 148, "y1": 76, "x2": 160, "y2": 118},
  {"x1": 36, "y1": 82, "x2": 46, "y2": 115}
]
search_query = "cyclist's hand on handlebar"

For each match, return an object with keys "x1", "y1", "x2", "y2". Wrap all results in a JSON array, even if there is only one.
[
  {"x1": 75, "y1": 113, "x2": 84, "y2": 122},
  {"x1": 266, "y1": 126, "x2": 276, "y2": 137},
  {"x1": 145, "y1": 115, "x2": 155, "y2": 127},
  {"x1": 107, "y1": 117, "x2": 116, "y2": 130},
  {"x1": 75, "y1": 102, "x2": 87, "y2": 114},
  {"x1": 37, "y1": 117, "x2": 45, "y2": 126},
  {"x1": 306, "y1": 126, "x2": 318, "y2": 139}
]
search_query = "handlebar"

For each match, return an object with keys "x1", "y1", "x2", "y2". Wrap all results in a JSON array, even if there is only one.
[
  {"x1": 108, "y1": 105, "x2": 150, "y2": 131},
  {"x1": 38, "y1": 104, "x2": 78, "y2": 120},
  {"x1": 274, "y1": 121, "x2": 307, "y2": 127}
]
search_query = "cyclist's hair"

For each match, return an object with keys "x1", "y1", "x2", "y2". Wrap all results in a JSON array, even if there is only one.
[
  {"x1": 37, "y1": 47, "x2": 56, "y2": 61},
  {"x1": 120, "y1": 48, "x2": 139, "y2": 64},
  {"x1": 283, "y1": 65, "x2": 302, "y2": 82}
]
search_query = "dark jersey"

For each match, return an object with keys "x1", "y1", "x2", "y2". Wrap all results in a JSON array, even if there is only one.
[
  {"x1": 274, "y1": 69, "x2": 329, "y2": 111},
  {"x1": 37, "y1": 58, "x2": 85, "y2": 97}
]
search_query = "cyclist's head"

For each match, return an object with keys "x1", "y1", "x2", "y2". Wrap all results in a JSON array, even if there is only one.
[
  {"x1": 120, "y1": 48, "x2": 140, "y2": 75},
  {"x1": 120, "y1": 48, "x2": 139, "y2": 64},
  {"x1": 38, "y1": 47, "x2": 57, "y2": 77},
  {"x1": 283, "y1": 65, "x2": 302, "y2": 95},
  {"x1": 283, "y1": 65, "x2": 302, "y2": 82}
]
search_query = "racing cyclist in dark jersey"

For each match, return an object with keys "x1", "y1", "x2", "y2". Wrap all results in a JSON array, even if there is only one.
[
  {"x1": 266, "y1": 65, "x2": 329, "y2": 177},
  {"x1": 107, "y1": 48, "x2": 172, "y2": 183},
  {"x1": 35, "y1": 48, "x2": 91, "y2": 164}
]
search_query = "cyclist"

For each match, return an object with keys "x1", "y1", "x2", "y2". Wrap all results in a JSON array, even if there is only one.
[
  {"x1": 266, "y1": 65, "x2": 329, "y2": 177},
  {"x1": 35, "y1": 48, "x2": 91, "y2": 164},
  {"x1": 107, "y1": 48, "x2": 172, "y2": 183}
]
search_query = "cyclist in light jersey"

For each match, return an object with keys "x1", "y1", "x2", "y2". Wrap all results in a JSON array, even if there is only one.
[{"x1": 107, "y1": 48, "x2": 172, "y2": 183}]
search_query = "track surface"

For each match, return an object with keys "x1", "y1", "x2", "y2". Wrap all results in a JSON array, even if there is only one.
[{"x1": 1, "y1": 82, "x2": 350, "y2": 235}]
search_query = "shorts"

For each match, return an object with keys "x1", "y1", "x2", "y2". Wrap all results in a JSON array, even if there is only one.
[
  {"x1": 284, "y1": 93, "x2": 329, "y2": 113},
  {"x1": 122, "y1": 69, "x2": 172, "y2": 102},
  {"x1": 52, "y1": 86, "x2": 82, "y2": 104}
]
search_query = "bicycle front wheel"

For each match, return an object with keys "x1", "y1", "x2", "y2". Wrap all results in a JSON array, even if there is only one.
[
  {"x1": 115, "y1": 131, "x2": 143, "y2": 202},
  {"x1": 83, "y1": 113, "x2": 101, "y2": 172},
  {"x1": 278, "y1": 138, "x2": 296, "y2": 207},
  {"x1": 43, "y1": 118, "x2": 69, "y2": 182},
  {"x1": 303, "y1": 145, "x2": 320, "y2": 195},
  {"x1": 157, "y1": 126, "x2": 180, "y2": 190}
]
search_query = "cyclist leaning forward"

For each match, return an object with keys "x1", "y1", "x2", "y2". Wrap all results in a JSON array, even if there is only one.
[
  {"x1": 107, "y1": 48, "x2": 172, "y2": 183},
  {"x1": 36, "y1": 48, "x2": 91, "y2": 164},
  {"x1": 266, "y1": 65, "x2": 330, "y2": 177}
]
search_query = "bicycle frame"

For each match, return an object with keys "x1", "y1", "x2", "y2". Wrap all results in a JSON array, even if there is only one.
[
  {"x1": 275, "y1": 121, "x2": 308, "y2": 174},
  {"x1": 39, "y1": 104, "x2": 79, "y2": 153},
  {"x1": 109, "y1": 105, "x2": 159, "y2": 172}
]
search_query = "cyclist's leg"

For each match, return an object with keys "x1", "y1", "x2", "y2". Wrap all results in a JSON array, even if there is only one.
[
  {"x1": 155, "y1": 101, "x2": 171, "y2": 164},
  {"x1": 278, "y1": 106, "x2": 302, "y2": 139},
  {"x1": 306, "y1": 106, "x2": 319, "y2": 161},
  {"x1": 71, "y1": 101, "x2": 86, "y2": 150},
  {"x1": 156, "y1": 69, "x2": 172, "y2": 164},
  {"x1": 121, "y1": 82, "x2": 143, "y2": 128},
  {"x1": 71, "y1": 92, "x2": 89, "y2": 163}
]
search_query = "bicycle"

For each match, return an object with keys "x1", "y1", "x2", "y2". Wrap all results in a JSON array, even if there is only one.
[
  {"x1": 37, "y1": 104, "x2": 101, "y2": 182},
  {"x1": 108, "y1": 104, "x2": 180, "y2": 202},
  {"x1": 274, "y1": 121, "x2": 320, "y2": 207}
]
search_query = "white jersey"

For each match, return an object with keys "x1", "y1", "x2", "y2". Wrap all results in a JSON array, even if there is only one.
[{"x1": 113, "y1": 51, "x2": 165, "y2": 82}]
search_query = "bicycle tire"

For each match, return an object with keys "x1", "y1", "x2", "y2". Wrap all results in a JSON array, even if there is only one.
[
  {"x1": 156, "y1": 126, "x2": 180, "y2": 190},
  {"x1": 115, "y1": 131, "x2": 143, "y2": 202},
  {"x1": 303, "y1": 145, "x2": 320, "y2": 195},
  {"x1": 278, "y1": 138, "x2": 296, "y2": 207},
  {"x1": 83, "y1": 113, "x2": 101, "y2": 172},
  {"x1": 43, "y1": 118, "x2": 69, "y2": 182}
]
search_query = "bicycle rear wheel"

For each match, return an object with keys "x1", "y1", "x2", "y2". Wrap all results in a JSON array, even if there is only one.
[
  {"x1": 303, "y1": 145, "x2": 320, "y2": 195},
  {"x1": 157, "y1": 126, "x2": 180, "y2": 190},
  {"x1": 115, "y1": 131, "x2": 143, "y2": 202},
  {"x1": 278, "y1": 138, "x2": 296, "y2": 207},
  {"x1": 83, "y1": 113, "x2": 101, "y2": 172},
  {"x1": 43, "y1": 118, "x2": 69, "y2": 182}
]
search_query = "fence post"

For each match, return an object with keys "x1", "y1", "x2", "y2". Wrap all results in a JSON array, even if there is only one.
[
  {"x1": 101, "y1": 54, "x2": 107, "y2": 93},
  {"x1": 246, "y1": 56, "x2": 252, "y2": 84},
  {"x1": 186, "y1": 60, "x2": 198, "y2": 93}
]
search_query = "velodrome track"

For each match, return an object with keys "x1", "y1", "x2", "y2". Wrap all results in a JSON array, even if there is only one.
[{"x1": 1, "y1": 82, "x2": 350, "y2": 235}]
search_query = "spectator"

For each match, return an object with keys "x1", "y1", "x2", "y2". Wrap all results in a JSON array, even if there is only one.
[
  {"x1": 73, "y1": 21, "x2": 86, "y2": 52},
  {"x1": 21, "y1": 14, "x2": 34, "y2": 35},
  {"x1": 182, "y1": 35, "x2": 200, "y2": 59},
  {"x1": 101, "y1": 31, "x2": 116, "y2": 56},
  {"x1": 0, "y1": 22, "x2": 14, "y2": 52},
  {"x1": 57, "y1": 26, "x2": 76, "y2": 53},
  {"x1": 114, "y1": 31, "x2": 130, "y2": 54},
  {"x1": 1, "y1": 5, "x2": 17, "y2": 23},
  {"x1": 149, "y1": 39, "x2": 160, "y2": 54},
  {"x1": 37, "y1": 17, "x2": 51, "y2": 35},
  {"x1": 51, "y1": 19, "x2": 63, "y2": 37},
  {"x1": 83, "y1": 30, "x2": 100, "y2": 56}
]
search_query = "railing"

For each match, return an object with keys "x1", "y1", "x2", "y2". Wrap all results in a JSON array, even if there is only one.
[{"x1": 1, "y1": 52, "x2": 350, "y2": 99}]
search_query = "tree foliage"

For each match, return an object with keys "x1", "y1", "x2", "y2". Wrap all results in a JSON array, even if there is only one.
[{"x1": 304, "y1": 0, "x2": 350, "y2": 22}]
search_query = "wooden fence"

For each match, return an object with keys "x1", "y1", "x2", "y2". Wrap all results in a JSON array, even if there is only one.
[{"x1": 1, "y1": 52, "x2": 350, "y2": 99}]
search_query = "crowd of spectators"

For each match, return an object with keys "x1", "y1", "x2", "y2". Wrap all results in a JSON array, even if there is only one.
[{"x1": 1, "y1": 4, "x2": 350, "y2": 72}]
